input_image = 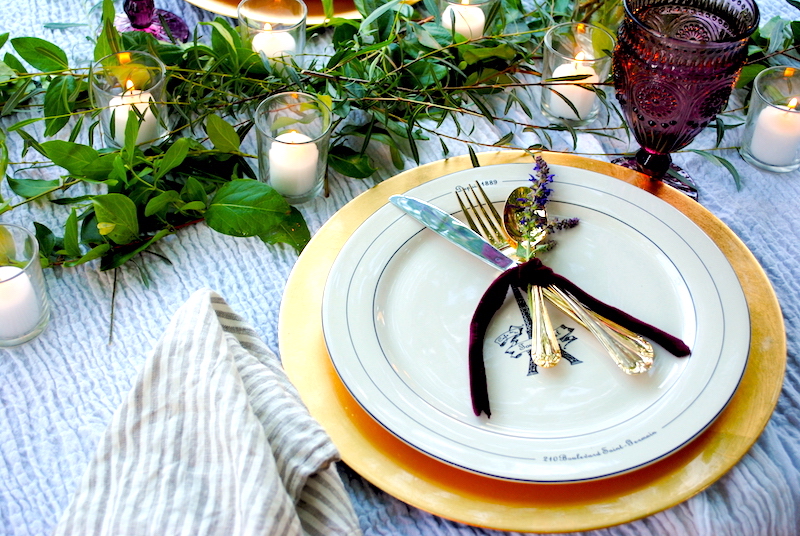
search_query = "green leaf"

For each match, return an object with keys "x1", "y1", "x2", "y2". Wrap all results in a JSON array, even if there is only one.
[
  {"x1": 81, "y1": 153, "x2": 118, "y2": 182},
  {"x1": 206, "y1": 114, "x2": 241, "y2": 152},
  {"x1": 63, "y1": 209, "x2": 82, "y2": 258},
  {"x1": 7, "y1": 178, "x2": 60, "y2": 199},
  {"x1": 259, "y1": 206, "x2": 310, "y2": 253},
  {"x1": 207, "y1": 179, "x2": 302, "y2": 244},
  {"x1": 33, "y1": 222, "x2": 56, "y2": 259},
  {"x1": 327, "y1": 145, "x2": 378, "y2": 178},
  {"x1": 154, "y1": 138, "x2": 191, "y2": 180},
  {"x1": 144, "y1": 190, "x2": 181, "y2": 217},
  {"x1": 93, "y1": 193, "x2": 140, "y2": 245},
  {"x1": 10, "y1": 37, "x2": 69, "y2": 72},
  {"x1": 180, "y1": 201, "x2": 206, "y2": 212},
  {"x1": 460, "y1": 44, "x2": 517, "y2": 65},
  {"x1": 64, "y1": 243, "x2": 111, "y2": 267},
  {"x1": 468, "y1": 145, "x2": 480, "y2": 167},
  {"x1": 40, "y1": 140, "x2": 99, "y2": 175},
  {"x1": 42, "y1": 75, "x2": 77, "y2": 137},
  {"x1": 736, "y1": 64, "x2": 767, "y2": 88},
  {"x1": 181, "y1": 176, "x2": 208, "y2": 203}
]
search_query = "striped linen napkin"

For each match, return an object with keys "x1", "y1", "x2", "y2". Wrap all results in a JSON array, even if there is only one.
[{"x1": 54, "y1": 289, "x2": 361, "y2": 536}]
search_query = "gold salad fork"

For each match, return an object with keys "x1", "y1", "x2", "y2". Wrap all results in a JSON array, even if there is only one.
[{"x1": 455, "y1": 182, "x2": 655, "y2": 374}]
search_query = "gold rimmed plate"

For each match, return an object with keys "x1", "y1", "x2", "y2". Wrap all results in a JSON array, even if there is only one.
[
  {"x1": 279, "y1": 151, "x2": 785, "y2": 532},
  {"x1": 184, "y1": 0, "x2": 360, "y2": 24}
]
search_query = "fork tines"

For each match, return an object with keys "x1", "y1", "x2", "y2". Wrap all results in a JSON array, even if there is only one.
[{"x1": 455, "y1": 182, "x2": 506, "y2": 247}]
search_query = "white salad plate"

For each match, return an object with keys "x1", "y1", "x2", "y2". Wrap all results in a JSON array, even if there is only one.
[{"x1": 321, "y1": 163, "x2": 750, "y2": 483}]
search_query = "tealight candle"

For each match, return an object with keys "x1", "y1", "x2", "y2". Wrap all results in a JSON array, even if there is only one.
[
  {"x1": 0, "y1": 266, "x2": 41, "y2": 340},
  {"x1": 548, "y1": 52, "x2": 599, "y2": 121},
  {"x1": 748, "y1": 98, "x2": 800, "y2": 167},
  {"x1": 252, "y1": 23, "x2": 297, "y2": 59},
  {"x1": 268, "y1": 131, "x2": 320, "y2": 197},
  {"x1": 442, "y1": 0, "x2": 486, "y2": 40},
  {"x1": 108, "y1": 80, "x2": 160, "y2": 146}
]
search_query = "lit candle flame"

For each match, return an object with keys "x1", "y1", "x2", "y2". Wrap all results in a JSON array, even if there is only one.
[
  {"x1": 460, "y1": 0, "x2": 470, "y2": 4},
  {"x1": 789, "y1": 98, "x2": 798, "y2": 111},
  {"x1": 263, "y1": 22, "x2": 273, "y2": 31},
  {"x1": 124, "y1": 79, "x2": 135, "y2": 93},
  {"x1": 573, "y1": 51, "x2": 586, "y2": 69}
]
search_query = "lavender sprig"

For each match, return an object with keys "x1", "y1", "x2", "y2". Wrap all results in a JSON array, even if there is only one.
[{"x1": 514, "y1": 156, "x2": 578, "y2": 261}]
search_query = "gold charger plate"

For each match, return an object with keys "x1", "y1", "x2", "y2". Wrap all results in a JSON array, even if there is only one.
[
  {"x1": 184, "y1": 0, "x2": 360, "y2": 24},
  {"x1": 279, "y1": 151, "x2": 786, "y2": 533}
]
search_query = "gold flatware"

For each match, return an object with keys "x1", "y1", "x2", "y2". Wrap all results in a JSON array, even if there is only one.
[{"x1": 455, "y1": 182, "x2": 654, "y2": 373}]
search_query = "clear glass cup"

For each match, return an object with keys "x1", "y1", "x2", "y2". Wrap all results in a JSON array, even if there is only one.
[
  {"x1": 238, "y1": 0, "x2": 307, "y2": 69},
  {"x1": 740, "y1": 66, "x2": 800, "y2": 172},
  {"x1": 541, "y1": 22, "x2": 614, "y2": 126},
  {"x1": 0, "y1": 224, "x2": 50, "y2": 347},
  {"x1": 90, "y1": 50, "x2": 168, "y2": 148},
  {"x1": 254, "y1": 92, "x2": 333, "y2": 204},
  {"x1": 440, "y1": 0, "x2": 496, "y2": 41}
]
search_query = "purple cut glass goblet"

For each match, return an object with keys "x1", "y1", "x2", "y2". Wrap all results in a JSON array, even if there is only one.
[
  {"x1": 115, "y1": 0, "x2": 190, "y2": 43},
  {"x1": 612, "y1": 0, "x2": 758, "y2": 198}
]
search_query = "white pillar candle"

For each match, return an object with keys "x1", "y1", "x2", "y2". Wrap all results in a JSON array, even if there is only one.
[
  {"x1": 109, "y1": 80, "x2": 160, "y2": 146},
  {"x1": 548, "y1": 53, "x2": 599, "y2": 121},
  {"x1": 252, "y1": 23, "x2": 297, "y2": 59},
  {"x1": 268, "y1": 131, "x2": 319, "y2": 197},
  {"x1": 748, "y1": 98, "x2": 800, "y2": 167},
  {"x1": 0, "y1": 266, "x2": 41, "y2": 340},
  {"x1": 442, "y1": 0, "x2": 486, "y2": 40}
]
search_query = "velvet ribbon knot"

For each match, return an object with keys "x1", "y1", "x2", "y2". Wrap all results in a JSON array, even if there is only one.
[{"x1": 469, "y1": 258, "x2": 692, "y2": 418}]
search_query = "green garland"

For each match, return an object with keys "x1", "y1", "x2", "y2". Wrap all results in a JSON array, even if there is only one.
[{"x1": 0, "y1": 0, "x2": 797, "y2": 272}]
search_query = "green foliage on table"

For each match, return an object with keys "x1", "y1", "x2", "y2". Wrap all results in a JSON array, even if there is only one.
[{"x1": 0, "y1": 0, "x2": 797, "y2": 273}]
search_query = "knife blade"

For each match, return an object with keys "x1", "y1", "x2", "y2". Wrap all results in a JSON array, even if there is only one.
[{"x1": 389, "y1": 194, "x2": 515, "y2": 271}]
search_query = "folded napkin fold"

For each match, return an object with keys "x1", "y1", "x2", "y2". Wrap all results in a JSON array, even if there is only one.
[
  {"x1": 54, "y1": 289, "x2": 361, "y2": 536},
  {"x1": 470, "y1": 259, "x2": 692, "y2": 418}
]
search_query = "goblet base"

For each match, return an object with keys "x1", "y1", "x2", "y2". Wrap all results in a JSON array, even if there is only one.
[{"x1": 612, "y1": 156, "x2": 698, "y2": 201}]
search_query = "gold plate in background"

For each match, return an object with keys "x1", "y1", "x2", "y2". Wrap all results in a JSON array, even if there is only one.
[
  {"x1": 279, "y1": 151, "x2": 786, "y2": 533},
  {"x1": 184, "y1": 0, "x2": 359, "y2": 24}
]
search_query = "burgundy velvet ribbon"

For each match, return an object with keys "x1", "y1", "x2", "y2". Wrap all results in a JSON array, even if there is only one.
[{"x1": 469, "y1": 258, "x2": 691, "y2": 418}]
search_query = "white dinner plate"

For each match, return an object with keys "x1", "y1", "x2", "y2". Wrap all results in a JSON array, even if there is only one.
[{"x1": 321, "y1": 163, "x2": 749, "y2": 483}]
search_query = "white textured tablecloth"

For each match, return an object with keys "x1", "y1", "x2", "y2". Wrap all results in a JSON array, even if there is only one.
[{"x1": 0, "y1": 1, "x2": 798, "y2": 535}]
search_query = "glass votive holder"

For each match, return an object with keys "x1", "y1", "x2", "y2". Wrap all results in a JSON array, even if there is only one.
[
  {"x1": 440, "y1": 0, "x2": 496, "y2": 41},
  {"x1": 740, "y1": 66, "x2": 800, "y2": 172},
  {"x1": 254, "y1": 92, "x2": 333, "y2": 204},
  {"x1": 541, "y1": 22, "x2": 614, "y2": 126},
  {"x1": 90, "y1": 50, "x2": 168, "y2": 148},
  {"x1": 0, "y1": 224, "x2": 50, "y2": 347},
  {"x1": 238, "y1": 0, "x2": 307, "y2": 69}
]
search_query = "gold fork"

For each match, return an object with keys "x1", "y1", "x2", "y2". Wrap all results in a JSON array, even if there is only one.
[
  {"x1": 456, "y1": 183, "x2": 561, "y2": 368},
  {"x1": 455, "y1": 182, "x2": 654, "y2": 374}
]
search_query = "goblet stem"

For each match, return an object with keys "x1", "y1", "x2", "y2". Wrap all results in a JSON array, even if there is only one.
[{"x1": 635, "y1": 149, "x2": 671, "y2": 178}]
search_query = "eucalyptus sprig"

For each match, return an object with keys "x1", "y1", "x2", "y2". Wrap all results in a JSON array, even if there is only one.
[{"x1": 0, "y1": 0, "x2": 798, "y2": 275}]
